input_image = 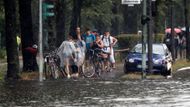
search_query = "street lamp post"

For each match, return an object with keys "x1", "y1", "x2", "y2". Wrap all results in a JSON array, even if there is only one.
[{"x1": 39, "y1": 0, "x2": 43, "y2": 82}]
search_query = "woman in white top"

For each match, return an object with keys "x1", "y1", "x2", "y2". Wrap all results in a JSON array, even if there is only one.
[{"x1": 101, "y1": 31, "x2": 118, "y2": 68}]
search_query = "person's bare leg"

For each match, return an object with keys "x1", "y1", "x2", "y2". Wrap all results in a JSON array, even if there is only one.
[{"x1": 66, "y1": 64, "x2": 71, "y2": 78}]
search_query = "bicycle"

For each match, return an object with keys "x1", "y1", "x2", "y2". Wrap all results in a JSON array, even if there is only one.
[
  {"x1": 82, "y1": 48, "x2": 112, "y2": 78},
  {"x1": 44, "y1": 49, "x2": 67, "y2": 79}
]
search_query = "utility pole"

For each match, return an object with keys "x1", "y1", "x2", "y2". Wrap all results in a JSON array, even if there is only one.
[
  {"x1": 184, "y1": 0, "x2": 190, "y2": 60},
  {"x1": 142, "y1": 0, "x2": 147, "y2": 79},
  {"x1": 39, "y1": 0, "x2": 43, "y2": 82}
]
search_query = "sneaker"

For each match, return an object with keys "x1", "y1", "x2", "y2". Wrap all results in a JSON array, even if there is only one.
[
  {"x1": 67, "y1": 74, "x2": 71, "y2": 79},
  {"x1": 112, "y1": 65, "x2": 116, "y2": 69}
]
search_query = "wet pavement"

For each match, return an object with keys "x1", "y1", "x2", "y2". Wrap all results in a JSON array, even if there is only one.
[{"x1": 0, "y1": 68, "x2": 190, "y2": 107}]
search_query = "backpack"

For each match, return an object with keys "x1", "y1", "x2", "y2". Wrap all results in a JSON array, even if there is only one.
[{"x1": 102, "y1": 35, "x2": 111, "y2": 47}]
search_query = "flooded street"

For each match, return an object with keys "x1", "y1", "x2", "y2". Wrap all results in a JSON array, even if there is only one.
[{"x1": 0, "y1": 73, "x2": 190, "y2": 107}]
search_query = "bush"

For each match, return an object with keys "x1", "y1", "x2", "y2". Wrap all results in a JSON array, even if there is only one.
[
  {"x1": 0, "y1": 49, "x2": 6, "y2": 59},
  {"x1": 154, "y1": 33, "x2": 165, "y2": 43},
  {"x1": 116, "y1": 33, "x2": 164, "y2": 49},
  {"x1": 116, "y1": 34, "x2": 141, "y2": 50}
]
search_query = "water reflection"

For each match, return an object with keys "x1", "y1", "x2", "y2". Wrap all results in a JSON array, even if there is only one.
[{"x1": 0, "y1": 78, "x2": 190, "y2": 107}]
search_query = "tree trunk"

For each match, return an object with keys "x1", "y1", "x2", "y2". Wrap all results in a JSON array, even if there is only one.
[
  {"x1": 69, "y1": 0, "x2": 83, "y2": 39},
  {"x1": 4, "y1": 0, "x2": 20, "y2": 79},
  {"x1": 122, "y1": 6, "x2": 138, "y2": 34},
  {"x1": 111, "y1": 2, "x2": 120, "y2": 36},
  {"x1": 184, "y1": 0, "x2": 190, "y2": 60},
  {"x1": 19, "y1": 0, "x2": 38, "y2": 71},
  {"x1": 56, "y1": 0, "x2": 66, "y2": 47}
]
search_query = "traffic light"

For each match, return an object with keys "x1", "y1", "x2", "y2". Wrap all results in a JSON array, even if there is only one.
[
  {"x1": 151, "y1": 1, "x2": 157, "y2": 17},
  {"x1": 141, "y1": 15, "x2": 150, "y2": 25},
  {"x1": 42, "y1": 2, "x2": 55, "y2": 20}
]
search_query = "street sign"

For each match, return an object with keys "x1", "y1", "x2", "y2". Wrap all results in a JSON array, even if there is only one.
[
  {"x1": 42, "y1": 2, "x2": 55, "y2": 20},
  {"x1": 121, "y1": 0, "x2": 141, "y2": 5}
]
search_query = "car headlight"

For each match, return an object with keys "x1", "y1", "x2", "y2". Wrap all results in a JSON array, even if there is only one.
[
  {"x1": 153, "y1": 59, "x2": 160, "y2": 64},
  {"x1": 153, "y1": 59, "x2": 166, "y2": 65},
  {"x1": 128, "y1": 58, "x2": 135, "y2": 63}
]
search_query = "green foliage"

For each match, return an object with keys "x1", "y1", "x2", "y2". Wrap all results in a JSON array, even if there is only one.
[
  {"x1": 154, "y1": 33, "x2": 164, "y2": 43},
  {"x1": 116, "y1": 34, "x2": 141, "y2": 50},
  {"x1": 173, "y1": 59, "x2": 190, "y2": 72},
  {"x1": 0, "y1": 0, "x2": 5, "y2": 34},
  {"x1": 0, "y1": 49, "x2": 6, "y2": 59},
  {"x1": 0, "y1": 65, "x2": 6, "y2": 81},
  {"x1": 81, "y1": 0, "x2": 115, "y2": 32},
  {"x1": 116, "y1": 33, "x2": 164, "y2": 49}
]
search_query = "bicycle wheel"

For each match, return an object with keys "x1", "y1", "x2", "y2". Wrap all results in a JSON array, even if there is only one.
[
  {"x1": 59, "y1": 67, "x2": 67, "y2": 78},
  {"x1": 51, "y1": 64, "x2": 59, "y2": 79},
  {"x1": 44, "y1": 61, "x2": 49, "y2": 79},
  {"x1": 105, "y1": 61, "x2": 113, "y2": 72},
  {"x1": 95, "y1": 60, "x2": 104, "y2": 77},
  {"x1": 82, "y1": 57, "x2": 96, "y2": 78},
  {"x1": 44, "y1": 64, "x2": 52, "y2": 79}
]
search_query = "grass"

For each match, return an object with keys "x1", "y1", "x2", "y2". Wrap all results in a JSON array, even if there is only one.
[
  {"x1": 0, "y1": 64, "x2": 6, "y2": 81},
  {"x1": 120, "y1": 73, "x2": 166, "y2": 80},
  {"x1": 121, "y1": 59, "x2": 190, "y2": 80},
  {"x1": 20, "y1": 72, "x2": 39, "y2": 80},
  {"x1": 172, "y1": 59, "x2": 190, "y2": 72}
]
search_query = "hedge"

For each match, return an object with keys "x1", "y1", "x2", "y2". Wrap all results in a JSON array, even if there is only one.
[{"x1": 116, "y1": 33, "x2": 165, "y2": 50}]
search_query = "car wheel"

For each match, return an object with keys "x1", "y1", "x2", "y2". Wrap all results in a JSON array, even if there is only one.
[
  {"x1": 166, "y1": 68, "x2": 172, "y2": 76},
  {"x1": 162, "y1": 68, "x2": 172, "y2": 77},
  {"x1": 123, "y1": 62, "x2": 128, "y2": 74}
]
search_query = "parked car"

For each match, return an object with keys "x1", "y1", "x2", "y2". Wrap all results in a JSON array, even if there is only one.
[{"x1": 123, "y1": 43, "x2": 173, "y2": 76}]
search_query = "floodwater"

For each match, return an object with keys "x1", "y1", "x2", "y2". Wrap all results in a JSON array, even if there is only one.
[{"x1": 0, "y1": 71, "x2": 190, "y2": 107}]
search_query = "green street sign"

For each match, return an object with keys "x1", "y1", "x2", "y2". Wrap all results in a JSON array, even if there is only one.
[{"x1": 42, "y1": 3, "x2": 55, "y2": 20}]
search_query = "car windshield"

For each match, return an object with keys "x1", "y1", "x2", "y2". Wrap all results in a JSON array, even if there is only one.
[{"x1": 131, "y1": 44, "x2": 165, "y2": 55}]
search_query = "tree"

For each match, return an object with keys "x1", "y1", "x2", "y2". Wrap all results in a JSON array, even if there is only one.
[
  {"x1": 184, "y1": 0, "x2": 190, "y2": 60},
  {"x1": 19, "y1": 0, "x2": 38, "y2": 71},
  {"x1": 0, "y1": 0, "x2": 5, "y2": 48},
  {"x1": 111, "y1": 0, "x2": 123, "y2": 36},
  {"x1": 3, "y1": 0, "x2": 20, "y2": 79},
  {"x1": 69, "y1": 0, "x2": 83, "y2": 38},
  {"x1": 122, "y1": 5, "x2": 139, "y2": 34},
  {"x1": 81, "y1": 0, "x2": 112, "y2": 34},
  {"x1": 56, "y1": 0, "x2": 66, "y2": 47}
]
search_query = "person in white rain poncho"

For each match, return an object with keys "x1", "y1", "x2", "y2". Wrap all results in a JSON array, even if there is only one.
[
  {"x1": 57, "y1": 34, "x2": 77, "y2": 78},
  {"x1": 57, "y1": 32, "x2": 86, "y2": 78}
]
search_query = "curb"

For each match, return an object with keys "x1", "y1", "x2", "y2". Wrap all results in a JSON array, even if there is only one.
[{"x1": 177, "y1": 67, "x2": 190, "y2": 72}]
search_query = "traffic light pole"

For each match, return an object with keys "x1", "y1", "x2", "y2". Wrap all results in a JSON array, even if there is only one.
[
  {"x1": 39, "y1": 0, "x2": 43, "y2": 82},
  {"x1": 142, "y1": 0, "x2": 147, "y2": 79}
]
